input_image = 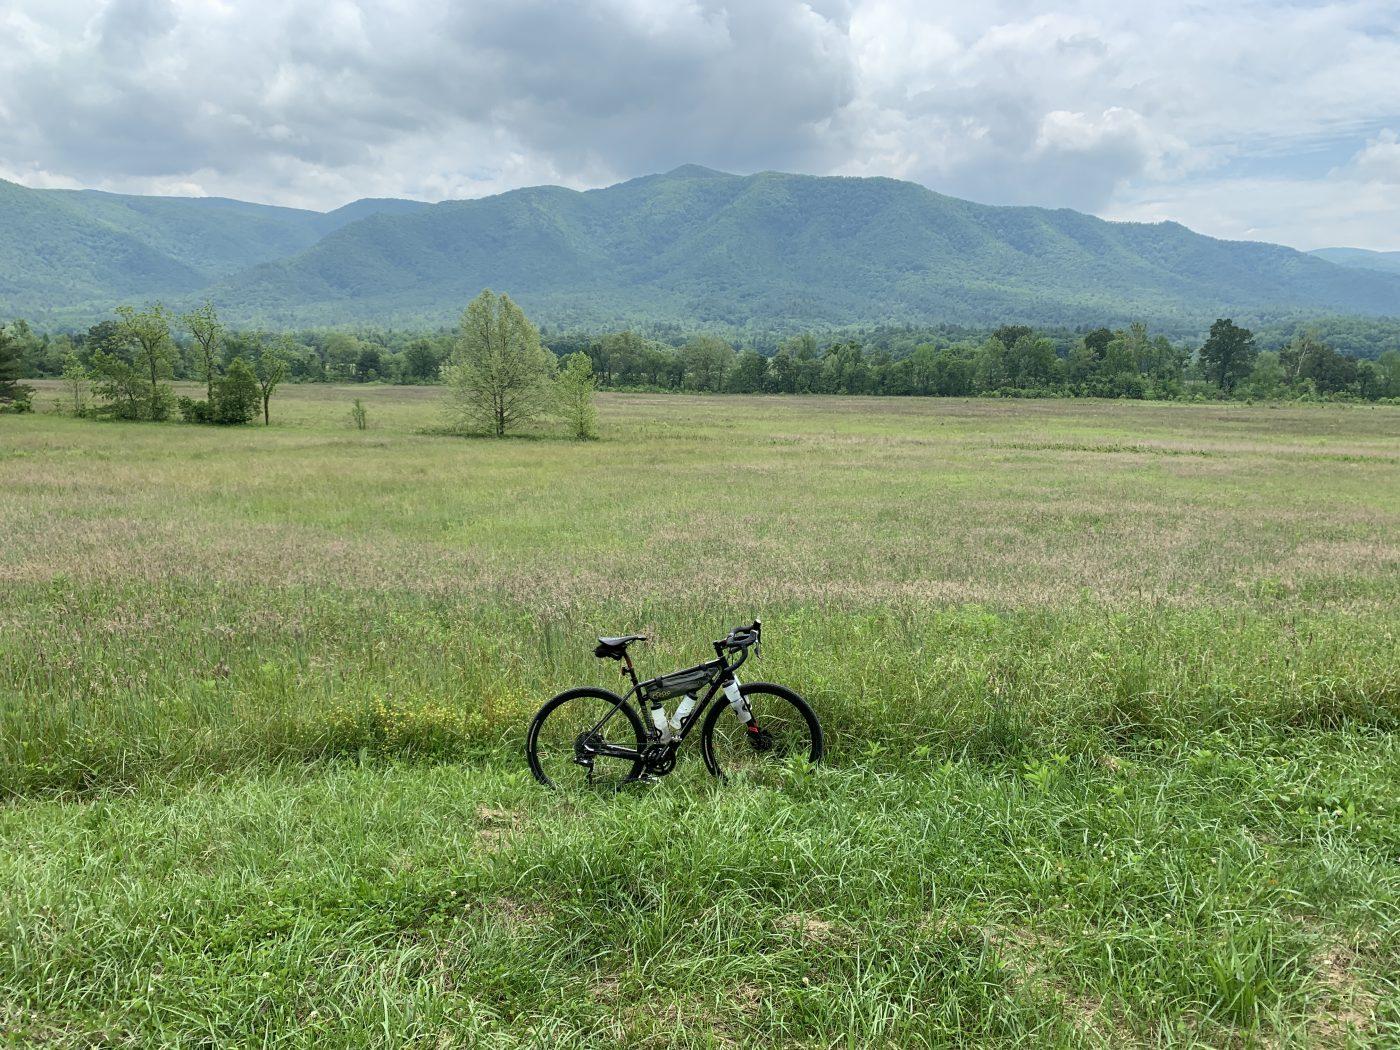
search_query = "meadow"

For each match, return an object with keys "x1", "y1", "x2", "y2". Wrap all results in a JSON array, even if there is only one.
[{"x1": 1, "y1": 385, "x2": 1397, "y2": 1046}]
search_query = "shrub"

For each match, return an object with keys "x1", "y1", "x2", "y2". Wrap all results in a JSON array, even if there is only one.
[
  {"x1": 1112, "y1": 373, "x2": 1147, "y2": 399},
  {"x1": 177, "y1": 397, "x2": 213, "y2": 424},
  {"x1": 350, "y1": 398, "x2": 368, "y2": 430},
  {"x1": 148, "y1": 384, "x2": 175, "y2": 421},
  {"x1": 0, "y1": 387, "x2": 33, "y2": 413},
  {"x1": 212, "y1": 357, "x2": 260, "y2": 425}
]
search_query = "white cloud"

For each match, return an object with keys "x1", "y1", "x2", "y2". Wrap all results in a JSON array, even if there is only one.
[
  {"x1": 1346, "y1": 129, "x2": 1400, "y2": 185},
  {"x1": 0, "y1": 0, "x2": 1397, "y2": 247}
]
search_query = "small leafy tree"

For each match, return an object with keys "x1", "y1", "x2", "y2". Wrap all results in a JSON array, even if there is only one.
[
  {"x1": 2, "y1": 320, "x2": 44, "y2": 381},
  {"x1": 83, "y1": 320, "x2": 128, "y2": 361},
  {"x1": 1277, "y1": 330, "x2": 1321, "y2": 388},
  {"x1": 115, "y1": 303, "x2": 176, "y2": 419},
  {"x1": 321, "y1": 333, "x2": 363, "y2": 382},
  {"x1": 1243, "y1": 351, "x2": 1286, "y2": 399},
  {"x1": 555, "y1": 352, "x2": 598, "y2": 439},
  {"x1": 1377, "y1": 349, "x2": 1400, "y2": 399},
  {"x1": 1198, "y1": 318, "x2": 1257, "y2": 395},
  {"x1": 61, "y1": 354, "x2": 90, "y2": 416},
  {"x1": 1007, "y1": 334, "x2": 1059, "y2": 389},
  {"x1": 445, "y1": 290, "x2": 555, "y2": 436},
  {"x1": 255, "y1": 341, "x2": 290, "y2": 425},
  {"x1": 90, "y1": 351, "x2": 148, "y2": 419},
  {"x1": 350, "y1": 398, "x2": 368, "y2": 430},
  {"x1": 182, "y1": 302, "x2": 223, "y2": 401},
  {"x1": 212, "y1": 357, "x2": 260, "y2": 424},
  {"x1": 1082, "y1": 327, "x2": 1114, "y2": 360},
  {"x1": 973, "y1": 336, "x2": 1010, "y2": 392},
  {"x1": 176, "y1": 396, "x2": 213, "y2": 424},
  {"x1": 726, "y1": 349, "x2": 770, "y2": 393}
]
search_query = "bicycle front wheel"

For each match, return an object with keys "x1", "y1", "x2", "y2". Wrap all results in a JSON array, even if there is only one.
[
  {"x1": 526, "y1": 688, "x2": 646, "y2": 790},
  {"x1": 700, "y1": 682, "x2": 823, "y2": 782}
]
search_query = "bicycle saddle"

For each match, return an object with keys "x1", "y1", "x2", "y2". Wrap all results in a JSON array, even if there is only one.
[{"x1": 594, "y1": 634, "x2": 646, "y2": 659}]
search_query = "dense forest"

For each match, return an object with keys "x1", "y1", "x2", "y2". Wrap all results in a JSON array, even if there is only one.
[{"x1": 5, "y1": 310, "x2": 1397, "y2": 408}]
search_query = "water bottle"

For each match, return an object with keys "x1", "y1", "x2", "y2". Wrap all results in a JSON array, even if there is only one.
[
  {"x1": 648, "y1": 699, "x2": 672, "y2": 742},
  {"x1": 669, "y1": 694, "x2": 697, "y2": 733},
  {"x1": 722, "y1": 679, "x2": 752, "y2": 722}
]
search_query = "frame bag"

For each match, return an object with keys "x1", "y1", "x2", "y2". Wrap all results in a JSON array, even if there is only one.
[{"x1": 643, "y1": 666, "x2": 712, "y2": 701}]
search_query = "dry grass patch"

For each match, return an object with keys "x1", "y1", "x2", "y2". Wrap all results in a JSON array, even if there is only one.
[
  {"x1": 1308, "y1": 942, "x2": 1379, "y2": 1047},
  {"x1": 474, "y1": 805, "x2": 526, "y2": 853},
  {"x1": 774, "y1": 911, "x2": 844, "y2": 947},
  {"x1": 986, "y1": 925, "x2": 1132, "y2": 1045}
]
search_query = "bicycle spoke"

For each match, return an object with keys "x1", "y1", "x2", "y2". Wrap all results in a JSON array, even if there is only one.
[
  {"x1": 706, "y1": 689, "x2": 819, "y2": 781},
  {"x1": 530, "y1": 693, "x2": 643, "y2": 791}
]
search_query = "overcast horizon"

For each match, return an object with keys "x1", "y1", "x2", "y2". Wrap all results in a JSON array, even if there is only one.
[{"x1": 3, "y1": 1, "x2": 1398, "y2": 253}]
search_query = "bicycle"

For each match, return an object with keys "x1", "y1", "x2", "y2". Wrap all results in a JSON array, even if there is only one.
[{"x1": 525, "y1": 620, "x2": 823, "y2": 789}]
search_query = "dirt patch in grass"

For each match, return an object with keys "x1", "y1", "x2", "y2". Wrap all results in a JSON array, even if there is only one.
[
  {"x1": 475, "y1": 804, "x2": 526, "y2": 853},
  {"x1": 774, "y1": 911, "x2": 844, "y2": 946},
  {"x1": 988, "y1": 925, "x2": 1129, "y2": 1044},
  {"x1": 1309, "y1": 942, "x2": 1377, "y2": 1046}
]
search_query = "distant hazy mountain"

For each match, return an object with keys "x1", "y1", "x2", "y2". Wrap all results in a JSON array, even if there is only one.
[
  {"x1": 3, "y1": 167, "x2": 1398, "y2": 330},
  {"x1": 0, "y1": 177, "x2": 426, "y2": 318},
  {"x1": 1309, "y1": 247, "x2": 1400, "y2": 276}
]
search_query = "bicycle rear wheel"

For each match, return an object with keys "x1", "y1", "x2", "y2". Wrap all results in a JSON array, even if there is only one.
[
  {"x1": 526, "y1": 688, "x2": 646, "y2": 790},
  {"x1": 700, "y1": 682, "x2": 823, "y2": 782}
]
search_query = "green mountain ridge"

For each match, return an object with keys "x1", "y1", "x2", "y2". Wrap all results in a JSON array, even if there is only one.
[
  {"x1": 214, "y1": 168, "x2": 1400, "y2": 330},
  {"x1": 3, "y1": 168, "x2": 1399, "y2": 331},
  {"x1": 1309, "y1": 247, "x2": 1400, "y2": 276},
  {"x1": 0, "y1": 178, "x2": 427, "y2": 318}
]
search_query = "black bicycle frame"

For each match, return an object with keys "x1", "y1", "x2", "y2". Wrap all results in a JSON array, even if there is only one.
[{"x1": 585, "y1": 642, "x2": 753, "y2": 763}]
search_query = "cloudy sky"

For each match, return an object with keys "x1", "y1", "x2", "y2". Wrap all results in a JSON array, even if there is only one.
[{"x1": 2, "y1": 0, "x2": 1398, "y2": 250}]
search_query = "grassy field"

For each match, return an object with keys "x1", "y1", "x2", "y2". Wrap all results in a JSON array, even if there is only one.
[{"x1": 2, "y1": 384, "x2": 1397, "y2": 1046}]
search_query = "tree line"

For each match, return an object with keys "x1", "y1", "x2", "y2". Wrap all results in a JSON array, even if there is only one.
[
  {"x1": 551, "y1": 321, "x2": 1400, "y2": 401},
  {"x1": 0, "y1": 303, "x2": 288, "y2": 423},
  {"x1": 0, "y1": 291, "x2": 600, "y2": 439},
  {"x1": 4, "y1": 317, "x2": 454, "y2": 389},
  {"x1": 4, "y1": 307, "x2": 1399, "y2": 418}
]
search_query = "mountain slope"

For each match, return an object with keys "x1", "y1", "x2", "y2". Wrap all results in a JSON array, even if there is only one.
[
  {"x1": 318, "y1": 198, "x2": 433, "y2": 229},
  {"x1": 1310, "y1": 247, "x2": 1400, "y2": 276},
  {"x1": 212, "y1": 168, "x2": 1400, "y2": 328},
  {"x1": 0, "y1": 178, "x2": 425, "y2": 318},
  {"x1": 0, "y1": 178, "x2": 209, "y2": 313},
  {"x1": 4, "y1": 168, "x2": 1399, "y2": 329}
]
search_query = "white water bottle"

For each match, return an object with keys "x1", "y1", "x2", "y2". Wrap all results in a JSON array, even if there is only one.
[
  {"x1": 722, "y1": 679, "x2": 752, "y2": 722},
  {"x1": 669, "y1": 694, "x2": 697, "y2": 733},
  {"x1": 649, "y1": 701, "x2": 672, "y2": 742}
]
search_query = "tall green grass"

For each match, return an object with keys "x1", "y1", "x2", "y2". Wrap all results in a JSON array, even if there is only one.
[{"x1": 3, "y1": 584, "x2": 1396, "y2": 797}]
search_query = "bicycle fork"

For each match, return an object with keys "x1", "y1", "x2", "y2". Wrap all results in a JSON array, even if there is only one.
[
  {"x1": 721, "y1": 676, "x2": 751, "y2": 721},
  {"x1": 724, "y1": 676, "x2": 772, "y2": 749}
]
